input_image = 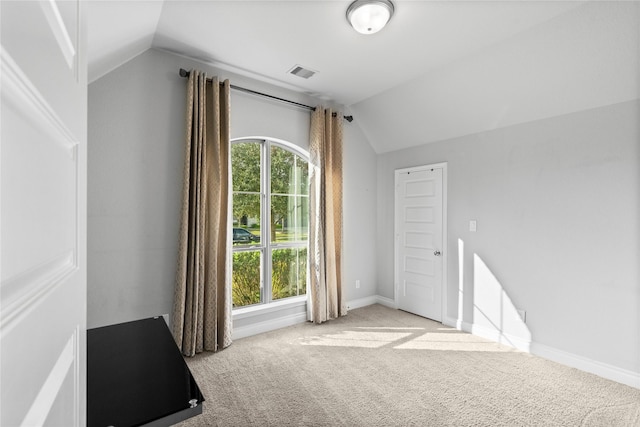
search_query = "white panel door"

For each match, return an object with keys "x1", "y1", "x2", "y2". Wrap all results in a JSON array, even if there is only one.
[
  {"x1": 395, "y1": 166, "x2": 443, "y2": 321},
  {"x1": 1, "y1": 1, "x2": 87, "y2": 426}
]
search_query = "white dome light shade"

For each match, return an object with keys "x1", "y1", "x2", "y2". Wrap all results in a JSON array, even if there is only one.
[{"x1": 347, "y1": 0, "x2": 394, "y2": 35}]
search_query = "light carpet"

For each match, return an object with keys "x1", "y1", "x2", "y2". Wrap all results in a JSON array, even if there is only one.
[{"x1": 178, "y1": 304, "x2": 640, "y2": 426}]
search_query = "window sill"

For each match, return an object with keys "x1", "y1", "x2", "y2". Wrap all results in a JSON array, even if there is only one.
[{"x1": 232, "y1": 295, "x2": 307, "y2": 320}]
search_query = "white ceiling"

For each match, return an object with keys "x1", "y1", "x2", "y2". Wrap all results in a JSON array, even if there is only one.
[
  {"x1": 88, "y1": 0, "x2": 583, "y2": 104},
  {"x1": 87, "y1": 1, "x2": 639, "y2": 153}
]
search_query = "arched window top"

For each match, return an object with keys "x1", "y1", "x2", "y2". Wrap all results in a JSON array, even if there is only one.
[{"x1": 232, "y1": 136, "x2": 309, "y2": 161}]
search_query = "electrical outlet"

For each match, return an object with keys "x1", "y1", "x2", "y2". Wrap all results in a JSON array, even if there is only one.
[{"x1": 355, "y1": 279, "x2": 361, "y2": 289}]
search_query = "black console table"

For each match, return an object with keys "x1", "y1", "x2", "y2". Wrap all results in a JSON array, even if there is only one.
[{"x1": 88, "y1": 317, "x2": 204, "y2": 426}]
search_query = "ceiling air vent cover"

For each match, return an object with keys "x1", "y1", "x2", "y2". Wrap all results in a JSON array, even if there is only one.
[{"x1": 288, "y1": 65, "x2": 317, "y2": 79}]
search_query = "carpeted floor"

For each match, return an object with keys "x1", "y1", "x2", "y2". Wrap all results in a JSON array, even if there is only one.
[{"x1": 177, "y1": 304, "x2": 640, "y2": 426}]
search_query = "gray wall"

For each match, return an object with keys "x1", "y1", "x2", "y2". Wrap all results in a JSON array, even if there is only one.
[
  {"x1": 377, "y1": 100, "x2": 639, "y2": 374},
  {"x1": 88, "y1": 49, "x2": 184, "y2": 328},
  {"x1": 88, "y1": 48, "x2": 378, "y2": 328}
]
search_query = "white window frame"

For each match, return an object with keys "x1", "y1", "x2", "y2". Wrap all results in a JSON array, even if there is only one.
[{"x1": 231, "y1": 137, "x2": 310, "y2": 311}]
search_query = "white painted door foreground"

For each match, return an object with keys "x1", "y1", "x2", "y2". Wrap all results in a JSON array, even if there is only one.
[
  {"x1": 395, "y1": 166, "x2": 444, "y2": 321},
  {"x1": 1, "y1": 1, "x2": 87, "y2": 426}
]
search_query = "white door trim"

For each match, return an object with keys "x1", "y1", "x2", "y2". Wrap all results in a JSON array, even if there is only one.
[{"x1": 394, "y1": 162, "x2": 448, "y2": 321}]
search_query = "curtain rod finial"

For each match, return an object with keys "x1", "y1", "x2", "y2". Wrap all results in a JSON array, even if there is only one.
[
  {"x1": 345, "y1": 115, "x2": 354, "y2": 123},
  {"x1": 179, "y1": 68, "x2": 189, "y2": 77}
]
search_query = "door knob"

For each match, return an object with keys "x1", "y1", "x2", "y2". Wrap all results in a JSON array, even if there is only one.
[{"x1": 434, "y1": 250, "x2": 441, "y2": 256}]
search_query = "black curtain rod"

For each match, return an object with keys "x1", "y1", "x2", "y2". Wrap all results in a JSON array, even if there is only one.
[{"x1": 179, "y1": 68, "x2": 353, "y2": 122}]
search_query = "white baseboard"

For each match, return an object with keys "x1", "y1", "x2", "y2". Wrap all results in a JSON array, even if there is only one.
[
  {"x1": 443, "y1": 316, "x2": 466, "y2": 330},
  {"x1": 374, "y1": 295, "x2": 397, "y2": 309},
  {"x1": 347, "y1": 295, "x2": 396, "y2": 310},
  {"x1": 347, "y1": 295, "x2": 378, "y2": 310},
  {"x1": 233, "y1": 295, "x2": 397, "y2": 340},
  {"x1": 469, "y1": 323, "x2": 531, "y2": 352},
  {"x1": 445, "y1": 317, "x2": 530, "y2": 351},
  {"x1": 530, "y1": 342, "x2": 640, "y2": 390},
  {"x1": 444, "y1": 316, "x2": 639, "y2": 389}
]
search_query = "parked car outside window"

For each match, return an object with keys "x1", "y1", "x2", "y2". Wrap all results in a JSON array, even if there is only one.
[{"x1": 233, "y1": 228, "x2": 260, "y2": 244}]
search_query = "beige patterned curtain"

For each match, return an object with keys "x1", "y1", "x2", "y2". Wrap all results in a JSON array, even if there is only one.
[
  {"x1": 172, "y1": 70, "x2": 233, "y2": 356},
  {"x1": 308, "y1": 107, "x2": 347, "y2": 324}
]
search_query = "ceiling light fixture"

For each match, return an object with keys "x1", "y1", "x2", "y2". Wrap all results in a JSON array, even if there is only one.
[{"x1": 346, "y1": 0, "x2": 394, "y2": 35}]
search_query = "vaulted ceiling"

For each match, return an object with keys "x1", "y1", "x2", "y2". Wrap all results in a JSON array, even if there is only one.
[{"x1": 87, "y1": 1, "x2": 639, "y2": 153}]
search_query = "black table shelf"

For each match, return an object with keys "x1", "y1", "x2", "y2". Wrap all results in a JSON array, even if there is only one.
[{"x1": 88, "y1": 317, "x2": 204, "y2": 427}]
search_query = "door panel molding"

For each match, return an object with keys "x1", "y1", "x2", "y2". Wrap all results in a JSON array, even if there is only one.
[
  {"x1": 21, "y1": 327, "x2": 80, "y2": 427},
  {"x1": 39, "y1": 0, "x2": 78, "y2": 72},
  {"x1": 1, "y1": 47, "x2": 79, "y2": 155},
  {"x1": 0, "y1": 252, "x2": 77, "y2": 338},
  {"x1": 1, "y1": 47, "x2": 80, "y2": 338}
]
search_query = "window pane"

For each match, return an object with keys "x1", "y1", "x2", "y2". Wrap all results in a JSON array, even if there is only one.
[
  {"x1": 270, "y1": 195, "x2": 308, "y2": 243},
  {"x1": 232, "y1": 142, "x2": 261, "y2": 192},
  {"x1": 298, "y1": 160, "x2": 309, "y2": 196},
  {"x1": 232, "y1": 250, "x2": 262, "y2": 307},
  {"x1": 233, "y1": 193, "x2": 261, "y2": 246},
  {"x1": 271, "y1": 146, "x2": 308, "y2": 196},
  {"x1": 272, "y1": 247, "x2": 307, "y2": 301}
]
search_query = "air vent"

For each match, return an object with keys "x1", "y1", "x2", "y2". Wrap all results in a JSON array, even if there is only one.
[{"x1": 288, "y1": 65, "x2": 317, "y2": 79}]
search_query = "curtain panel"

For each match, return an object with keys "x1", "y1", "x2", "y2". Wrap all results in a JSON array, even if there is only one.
[
  {"x1": 308, "y1": 107, "x2": 347, "y2": 324},
  {"x1": 172, "y1": 70, "x2": 233, "y2": 356}
]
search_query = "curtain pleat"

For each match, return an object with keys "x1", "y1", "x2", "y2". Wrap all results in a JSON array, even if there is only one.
[
  {"x1": 172, "y1": 70, "x2": 233, "y2": 356},
  {"x1": 308, "y1": 107, "x2": 347, "y2": 324}
]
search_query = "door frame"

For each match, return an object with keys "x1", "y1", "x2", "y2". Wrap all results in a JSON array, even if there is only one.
[{"x1": 394, "y1": 162, "x2": 448, "y2": 321}]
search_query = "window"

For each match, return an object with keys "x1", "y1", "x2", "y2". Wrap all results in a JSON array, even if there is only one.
[{"x1": 231, "y1": 138, "x2": 309, "y2": 308}]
